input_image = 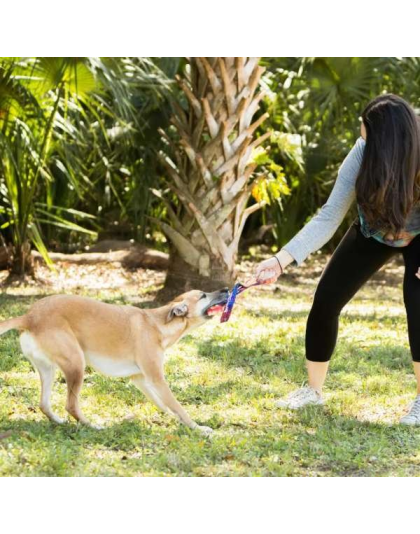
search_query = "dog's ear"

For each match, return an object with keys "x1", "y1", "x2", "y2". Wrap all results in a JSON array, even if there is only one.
[{"x1": 167, "y1": 302, "x2": 188, "y2": 322}]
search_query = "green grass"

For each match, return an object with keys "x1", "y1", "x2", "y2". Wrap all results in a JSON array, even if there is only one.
[{"x1": 1, "y1": 256, "x2": 420, "y2": 476}]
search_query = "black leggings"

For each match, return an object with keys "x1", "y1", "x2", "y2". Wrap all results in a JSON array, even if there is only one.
[{"x1": 306, "y1": 221, "x2": 420, "y2": 362}]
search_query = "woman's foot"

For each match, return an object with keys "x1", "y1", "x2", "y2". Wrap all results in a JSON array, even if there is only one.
[
  {"x1": 400, "y1": 395, "x2": 420, "y2": 425},
  {"x1": 275, "y1": 386, "x2": 324, "y2": 409}
]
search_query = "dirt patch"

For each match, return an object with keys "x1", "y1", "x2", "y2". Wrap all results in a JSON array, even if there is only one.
[{"x1": 0, "y1": 252, "x2": 405, "y2": 302}]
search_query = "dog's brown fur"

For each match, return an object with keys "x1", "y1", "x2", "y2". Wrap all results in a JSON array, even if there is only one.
[{"x1": 0, "y1": 288, "x2": 228, "y2": 435}]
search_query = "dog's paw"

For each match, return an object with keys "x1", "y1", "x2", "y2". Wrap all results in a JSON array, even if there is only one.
[
  {"x1": 50, "y1": 415, "x2": 66, "y2": 425},
  {"x1": 80, "y1": 421, "x2": 105, "y2": 430},
  {"x1": 195, "y1": 425, "x2": 214, "y2": 436}
]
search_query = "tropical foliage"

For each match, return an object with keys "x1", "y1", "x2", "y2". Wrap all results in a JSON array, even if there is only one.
[
  {"x1": 1, "y1": 57, "x2": 420, "y2": 276},
  {"x1": 0, "y1": 57, "x2": 175, "y2": 275}
]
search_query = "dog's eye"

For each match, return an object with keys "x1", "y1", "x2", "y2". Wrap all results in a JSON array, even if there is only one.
[{"x1": 199, "y1": 293, "x2": 206, "y2": 300}]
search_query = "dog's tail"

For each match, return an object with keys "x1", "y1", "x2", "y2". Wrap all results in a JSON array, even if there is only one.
[{"x1": 0, "y1": 316, "x2": 27, "y2": 336}]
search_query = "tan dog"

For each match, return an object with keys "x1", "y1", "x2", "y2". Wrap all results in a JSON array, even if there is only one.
[{"x1": 0, "y1": 288, "x2": 228, "y2": 435}]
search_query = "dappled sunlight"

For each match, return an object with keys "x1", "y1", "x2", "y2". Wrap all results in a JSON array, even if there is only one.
[
  {"x1": 0, "y1": 263, "x2": 165, "y2": 302},
  {"x1": 1, "y1": 255, "x2": 420, "y2": 475}
]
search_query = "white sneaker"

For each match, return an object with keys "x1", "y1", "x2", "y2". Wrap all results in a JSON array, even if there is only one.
[
  {"x1": 275, "y1": 386, "x2": 324, "y2": 410},
  {"x1": 400, "y1": 395, "x2": 420, "y2": 425}
]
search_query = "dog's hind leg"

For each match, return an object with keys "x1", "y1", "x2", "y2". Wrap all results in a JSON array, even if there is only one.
[
  {"x1": 38, "y1": 363, "x2": 65, "y2": 424},
  {"x1": 61, "y1": 350, "x2": 99, "y2": 428},
  {"x1": 35, "y1": 329, "x2": 98, "y2": 429},
  {"x1": 20, "y1": 332, "x2": 64, "y2": 424}
]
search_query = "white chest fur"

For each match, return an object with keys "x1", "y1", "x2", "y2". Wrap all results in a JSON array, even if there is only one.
[{"x1": 85, "y1": 353, "x2": 141, "y2": 377}]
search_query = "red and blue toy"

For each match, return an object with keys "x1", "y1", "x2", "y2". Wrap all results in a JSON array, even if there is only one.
[{"x1": 220, "y1": 279, "x2": 264, "y2": 323}]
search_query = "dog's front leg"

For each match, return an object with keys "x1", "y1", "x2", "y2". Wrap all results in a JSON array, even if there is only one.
[
  {"x1": 151, "y1": 378, "x2": 213, "y2": 436},
  {"x1": 131, "y1": 373, "x2": 213, "y2": 436}
]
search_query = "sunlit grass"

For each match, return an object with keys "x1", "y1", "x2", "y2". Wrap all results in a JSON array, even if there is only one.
[{"x1": 1, "y1": 256, "x2": 420, "y2": 476}]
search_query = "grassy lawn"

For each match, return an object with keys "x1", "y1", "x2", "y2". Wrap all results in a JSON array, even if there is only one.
[{"x1": 1, "y1": 255, "x2": 420, "y2": 476}]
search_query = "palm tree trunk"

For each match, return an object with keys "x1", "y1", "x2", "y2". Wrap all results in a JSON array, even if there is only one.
[
  {"x1": 156, "y1": 57, "x2": 269, "y2": 299},
  {"x1": 164, "y1": 245, "x2": 233, "y2": 293}
]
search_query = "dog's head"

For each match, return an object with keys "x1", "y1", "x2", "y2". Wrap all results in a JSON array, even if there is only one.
[{"x1": 167, "y1": 288, "x2": 229, "y2": 329}]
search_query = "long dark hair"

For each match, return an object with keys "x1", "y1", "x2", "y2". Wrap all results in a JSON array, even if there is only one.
[{"x1": 356, "y1": 94, "x2": 420, "y2": 236}]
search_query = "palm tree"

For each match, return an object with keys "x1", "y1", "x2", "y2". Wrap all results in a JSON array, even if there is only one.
[{"x1": 155, "y1": 57, "x2": 270, "y2": 294}]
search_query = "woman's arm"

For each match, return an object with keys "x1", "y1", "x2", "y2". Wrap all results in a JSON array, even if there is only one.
[
  {"x1": 281, "y1": 137, "x2": 366, "y2": 266},
  {"x1": 254, "y1": 137, "x2": 365, "y2": 282}
]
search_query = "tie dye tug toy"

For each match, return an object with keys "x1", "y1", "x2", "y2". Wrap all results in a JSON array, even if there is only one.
[
  {"x1": 220, "y1": 279, "x2": 264, "y2": 323},
  {"x1": 205, "y1": 277, "x2": 272, "y2": 322}
]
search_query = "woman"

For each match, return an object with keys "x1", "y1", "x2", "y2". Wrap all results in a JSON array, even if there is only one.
[{"x1": 255, "y1": 94, "x2": 420, "y2": 424}]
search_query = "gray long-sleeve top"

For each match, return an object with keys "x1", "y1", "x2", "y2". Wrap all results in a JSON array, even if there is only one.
[{"x1": 283, "y1": 137, "x2": 366, "y2": 265}]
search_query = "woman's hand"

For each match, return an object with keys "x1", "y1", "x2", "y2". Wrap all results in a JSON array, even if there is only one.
[
  {"x1": 416, "y1": 267, "x2": 420, "y2": 279},
  {"x1": 254, "y1": 250, "x2": 295, "y2": 284},
  {"x1": 255, "y1": 257, "x2": 282, "y2": 284}
]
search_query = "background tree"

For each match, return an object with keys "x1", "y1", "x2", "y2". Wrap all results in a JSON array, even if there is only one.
[{"x1": 155, "y1": 57, "x2": 288, "y2": 294}]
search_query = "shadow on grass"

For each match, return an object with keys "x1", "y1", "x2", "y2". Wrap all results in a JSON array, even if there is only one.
[
  {"x1": 0, "y1": 416, "x2": 172, "y2": 449},
  {"x1": 282, "y1": 405, "x2": 420, "y2": 476},
  {"x1": 0, "y1": 415, "x2": 194, "y2": 476},
  {"x1": 193, "y1": 330, "x2": 413, "y2": 378},
  {"x1": 1, "y1": 403, "x2": 420, "y2": 476},
  {"x1": 247, "y1": 306, "x2": 406, "y2": 323}
]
